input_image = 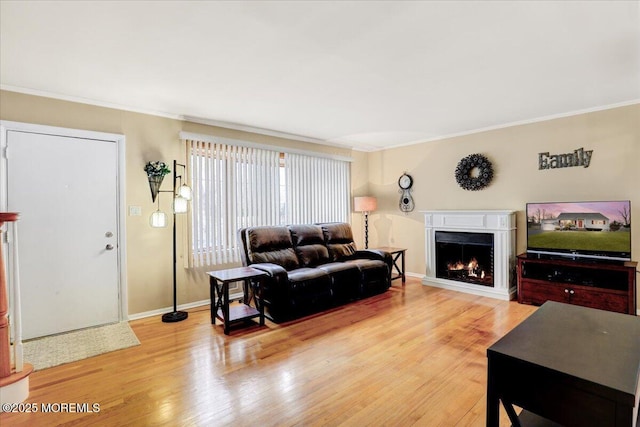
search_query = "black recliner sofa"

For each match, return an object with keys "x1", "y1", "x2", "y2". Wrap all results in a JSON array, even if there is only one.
[{"x1": 238, "y1": 222, "x2": 392, "y2": 322}]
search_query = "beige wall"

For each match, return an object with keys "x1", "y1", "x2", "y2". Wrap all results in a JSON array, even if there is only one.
[
  {"x1": 2, "y1": 90, "x2": 638, "y2": 313},
  {"x1": 365, "y1": 104, "x2": 640, "y2": 309},
  {"x1": 0, "y1": 90, "x2": 354, "y2": 315}
]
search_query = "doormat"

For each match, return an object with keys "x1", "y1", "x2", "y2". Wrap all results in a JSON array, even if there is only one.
[{"x1": 22, "y1": 322, "x2": 140, "y2": 371}]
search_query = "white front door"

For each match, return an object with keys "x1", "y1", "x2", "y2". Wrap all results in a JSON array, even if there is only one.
[{"x1": 4, "y1": 127, "x2": 122, "y2": 339}]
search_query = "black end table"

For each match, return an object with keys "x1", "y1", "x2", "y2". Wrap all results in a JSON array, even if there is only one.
[
  {"x1": 487, "y1": 301, "x2": 640, "y2": 427},
  {"x1": 374, "y1": 247, "x2": 406, "y2": 283},
  {"x1": 207, "y1": 267, "x2": 267, "y2": 335}
]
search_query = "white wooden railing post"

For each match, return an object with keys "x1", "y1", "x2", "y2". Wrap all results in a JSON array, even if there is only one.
[
  {"x1": 0, "y1": 212, "x2": 32, "y2": 404},
  {"x1": 10, "y1": 220, "x2": 23, "y2": 372}
]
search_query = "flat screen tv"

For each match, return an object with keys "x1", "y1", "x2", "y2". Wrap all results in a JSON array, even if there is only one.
[{"x1": 526, "y1": 200, "x2": 631, "y2": 261}]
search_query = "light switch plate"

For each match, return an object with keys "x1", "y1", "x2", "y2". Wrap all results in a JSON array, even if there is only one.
[{"x1": 129, "y1": 205, "x2": 142, "y2": 216}]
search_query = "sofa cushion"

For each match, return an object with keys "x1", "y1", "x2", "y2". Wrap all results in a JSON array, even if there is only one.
[
  {"x1": 317, "y1": 262, "x2": 361, "y2": 302},
  {"x1": 286, "y1": 268, "x2": 333, "y2": 315},
  {"x1": 246, "y1": 226, "x2": 299, "y2": 271},
  {"x1": 287, "y1": 268, "x2": 331, "y2": 295},
  {"x1": 289, "y1": 224, "x2": 330, "y2": 267},
  {"x1": 346, "y1": 258, "x2": 386, "y2": 270},
  {"x1": 347, "y1": 259, "x2": 389, "y2": 296},
  {"x1": 320, "y1": 222, "x2": 357, "y2": 261}
]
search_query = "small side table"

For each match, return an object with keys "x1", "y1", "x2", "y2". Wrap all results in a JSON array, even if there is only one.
[
  {"x1": 207, "y1": 267, "x2": 267, "y2": 335},
  {"x1": 373, "y1": 247, "x2": 406, "y2": 283}
]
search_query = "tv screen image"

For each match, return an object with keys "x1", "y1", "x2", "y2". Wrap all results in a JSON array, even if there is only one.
[{"x1": 526, "y1": 200, "x2": 631, "y2": 261}]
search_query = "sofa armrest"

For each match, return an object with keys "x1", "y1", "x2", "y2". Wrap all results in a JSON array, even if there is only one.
[
  {"x1": 352, "y1": 250, "x2": 393, "y2": 281},
  {"x1": 249, "y1": 263, "x2": 290, "y2": 317},
  {"x1": 249, "y1": 262, "x2": 289, "y2": 296},
  {"x1": 250, "y1": 262, "x2": 288, "y2": 279},
  {"x1": 353, "y1": 249, "x2": 391, "y2": 264}
]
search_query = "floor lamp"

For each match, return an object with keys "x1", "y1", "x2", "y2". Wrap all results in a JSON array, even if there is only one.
[
  {"x1": 147, "y1": 160, "x2": 192, "y2": 323},
  {"x1": 354, "y1": 196, "x2": 377, "y2": 249}
]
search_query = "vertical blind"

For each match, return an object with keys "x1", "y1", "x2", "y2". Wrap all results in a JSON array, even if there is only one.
[
  {"x1": 189, "y1": 139, "x2": 280, "y2": 267},
  {"x1": 188, "y1": 137, "x2": 351, "y2": 267},
  {"x1": 284, "y1": 153, "x2": 350, "y2": 225}
]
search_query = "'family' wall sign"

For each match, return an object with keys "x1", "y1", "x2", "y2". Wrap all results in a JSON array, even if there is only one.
[{"x1": 538, "y1": 147, "x2": 593, "y2": 170}]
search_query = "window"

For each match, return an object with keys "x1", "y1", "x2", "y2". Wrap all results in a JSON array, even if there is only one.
[
  {"x1": 284, "y1": 153, "x2": 350, "y2": 224},
  {"x1": 187, "y1": 137, "x2": 350, "y2": 267},
  {"x1": 189, "y1": 140, "x2": 280, "y2": 266}
]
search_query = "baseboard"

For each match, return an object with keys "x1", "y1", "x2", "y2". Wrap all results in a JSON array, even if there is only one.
[
  {"x1": 128, "y1": 299, "x2": 210, "y2": 321},
  {"x1": 127, "y1": 290, "x2": 246, "y2": 321},
  {"x1": 405, "y1": 272, "x2": 423, "y2": 279}
]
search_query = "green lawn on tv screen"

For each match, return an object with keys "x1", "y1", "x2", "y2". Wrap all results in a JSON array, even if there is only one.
[{"x1": 528, "y1": 231, "x2": 630, "y2": 252}]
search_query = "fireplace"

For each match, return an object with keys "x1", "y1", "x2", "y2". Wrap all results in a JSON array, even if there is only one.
[
  {"x1": 422, "y1": 210, "x2": 516, "y2": 300},
  {"x1": 435, "y1": 231, "x2": 494, "y2": 287}
]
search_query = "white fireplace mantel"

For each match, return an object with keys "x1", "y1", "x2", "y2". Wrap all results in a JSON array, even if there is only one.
[{"x1": 421, "y1": 210, "x2": 517, "y2": 300}]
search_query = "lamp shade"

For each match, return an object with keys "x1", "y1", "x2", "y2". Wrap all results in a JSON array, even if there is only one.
[
  {"x1": 354, "y1": 196, "x2": 377, "y2": 213},
  {"x1": 173, "y1": 196, "x2": 188, "y2": 214},
  {"x1": 150, "y1": 210, "x2": 167, "y2": 228},
  {"x1": 177, "y1": 184, "x2": 192, "y2": 201}
]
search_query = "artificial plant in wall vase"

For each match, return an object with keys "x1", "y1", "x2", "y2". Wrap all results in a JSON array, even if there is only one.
[{"x1": 145, "y1": 161, "x2": 171, "y2": 202}]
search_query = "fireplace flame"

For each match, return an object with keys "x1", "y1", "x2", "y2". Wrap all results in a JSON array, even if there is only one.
[
  {"x1": 447, "y1": 261, "x2": 466, "y2": 271},
  {"x1": 467, "y1": 258, "x2": 479, "y2": 277},
  {"x1": 447, "y1": 257, "x2": 486, "y2": 279}
]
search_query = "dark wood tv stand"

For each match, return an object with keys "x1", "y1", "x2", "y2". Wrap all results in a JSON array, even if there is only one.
[{"x1": 517, "y1": 253, "x2": 637, "y2": 315}]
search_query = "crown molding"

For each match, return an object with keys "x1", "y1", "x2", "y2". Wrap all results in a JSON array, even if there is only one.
[
  {"x1": 0, "y1": 85, "x2": 184, "y2": 120},
  {"x1": 0, "y1": 85, "x2": 356, "y2": 150},
  {"x1": 2, "y1": 85, "x2": 637, "y2": 153},
  {"x1": 383, "y1": 99, "x2": 640, "y2": 151}
]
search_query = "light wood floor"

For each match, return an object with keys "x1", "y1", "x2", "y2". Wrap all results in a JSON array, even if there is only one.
[{"x1": 1, "y1": 278, "x2": 537, "y2": 426}]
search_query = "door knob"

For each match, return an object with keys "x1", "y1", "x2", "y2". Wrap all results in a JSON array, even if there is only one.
[{"x1": 105, "y1": 244, "x2": 114, "y2": 250}]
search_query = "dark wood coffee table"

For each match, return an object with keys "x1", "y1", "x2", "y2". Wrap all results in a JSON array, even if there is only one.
[{"x1": 487, "y1": 301, "x2": 640, "y2": 427}]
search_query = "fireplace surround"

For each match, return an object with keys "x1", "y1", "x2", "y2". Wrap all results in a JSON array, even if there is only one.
[{"x1": 422, "y1": 210, "x2": 516, "y2": 300}]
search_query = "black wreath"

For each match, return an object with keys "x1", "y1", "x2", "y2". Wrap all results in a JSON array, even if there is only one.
[{"x1": 455, "y1": 154, "x2": 494, "y2": 191}]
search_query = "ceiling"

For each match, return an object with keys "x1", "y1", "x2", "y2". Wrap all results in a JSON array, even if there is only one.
[{"x1": 1, "y1": 1, "x2": 639, "y2": 151}]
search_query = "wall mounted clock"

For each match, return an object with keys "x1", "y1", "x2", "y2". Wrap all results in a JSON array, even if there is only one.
[{"x1": 398, "y1": 172, "x2": 415, "y2": 212}]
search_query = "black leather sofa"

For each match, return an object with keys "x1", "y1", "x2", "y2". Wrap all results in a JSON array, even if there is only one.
[{"x1": 238, "y1": 222, "x2": 392, "y2": 322}]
